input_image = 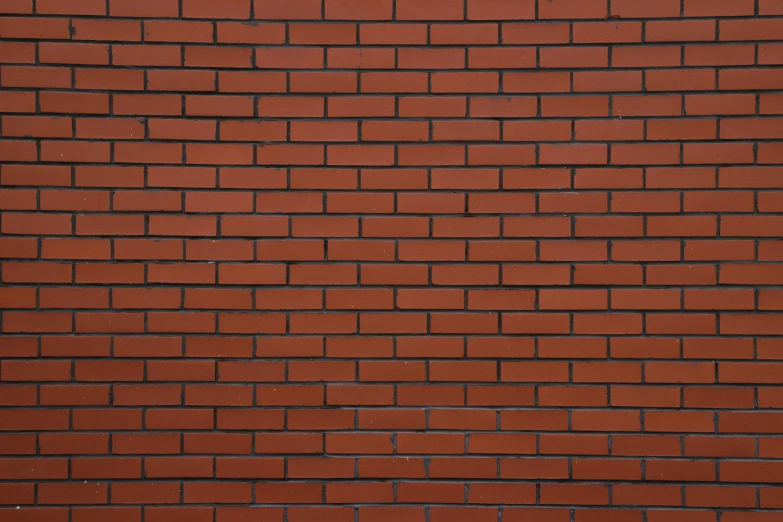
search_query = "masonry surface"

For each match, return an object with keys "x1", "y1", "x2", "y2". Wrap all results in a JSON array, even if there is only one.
[{"x1": 1, "y1": 0, "x2": 783, "y2": 521}]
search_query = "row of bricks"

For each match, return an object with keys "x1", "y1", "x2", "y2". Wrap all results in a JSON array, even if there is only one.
[
  {"x1": 2, "y1": 311, "x2": 783, "y2": 334},
  {"x1": 0, "y1": 506, "x2": 775, "y2": 522},
  {"x1": 0, "y1": 351, "x2": 774, "y2": 377},
  {"x1": 3, "y1": 238, "x2": 782, "y2": 260},
  {"x1": 3, "y1": 262, "x2": 783, "y2": 284},
  {"x1": 0, "y1": 425, "x2": 781, "y2": 450},
  {"x1": 0, "y1": 408, "x2": 781, "y2": 432},
  {"x1": 3, "y1": 68, "x2": 783, "y2": 92},
  {"x1": 2, "y1": 459, "x2": 783, "y2": 491},
  {"x1": 2, "y1": 0, "x2": 782, "y2": 21},
  {"x1": 2, "y1": 457, "x2": 783, "y2": 483},
  {"x1": 4, "y1": 43, "x2": 783, "y2": 68},
  {"x1": 0, "y1": 187, "x2": 783, "y2": 207},
  {"x1": 3, "y1": 191, "x2": 783, "y2": 213},
  {"x1": 1, "y1": 431, "x2": 782, "y2": 457},
  {"x1": 3, "y1": 20, "x2": 783, "y2": 45},
  {"x1": 3, "y1": 383, "x2": 782, "y2": 406},
  {"x1": 1, "y1": 287, "x2": 783, "y2": 311},
  {"x1": 1, "y1": 335, "x2": 778, "y2": 360},
  {"x1": 2, "y1": 359, "x2": 782, "y2": 383},
  {"x1": 4, "y1": 141, "x2": 783, "y2": 166},
  {"x1": 3, "y1": 214, "x2": 783, "y2": 237},
  {"x1": 2, "y1": 93, "x2": 781, "y2": 116},
  {"x1": 1, "y1": 390, "x2": 783, "y2": 411},
  {"x1": 1, "y1": 407, "x2": 780, "y2": 433},
  {"x1": 5, "y1": 117, "x2": 783, "y2": 141},
  {"x1": 2, "y1": 165, "x2": 782, "y2": 189}
]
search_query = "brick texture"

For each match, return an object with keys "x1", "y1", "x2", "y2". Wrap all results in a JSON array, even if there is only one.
[{"x1": 1, "y1": 0, "x2": 783, "y2": 520}]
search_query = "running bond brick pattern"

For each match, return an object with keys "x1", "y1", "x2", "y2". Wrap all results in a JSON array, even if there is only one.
[{"x1": 1, "y1": 0, "x2": 783, "y2": 521}]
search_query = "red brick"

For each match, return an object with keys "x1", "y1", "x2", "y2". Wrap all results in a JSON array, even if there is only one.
[{"x1": 0, "y1": 4, "x2": 780, "y2": 518}]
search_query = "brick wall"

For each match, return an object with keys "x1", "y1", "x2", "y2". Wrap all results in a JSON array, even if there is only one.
[{"x1": 1, "y1": 0, "x2": 783, "y2": 521}]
